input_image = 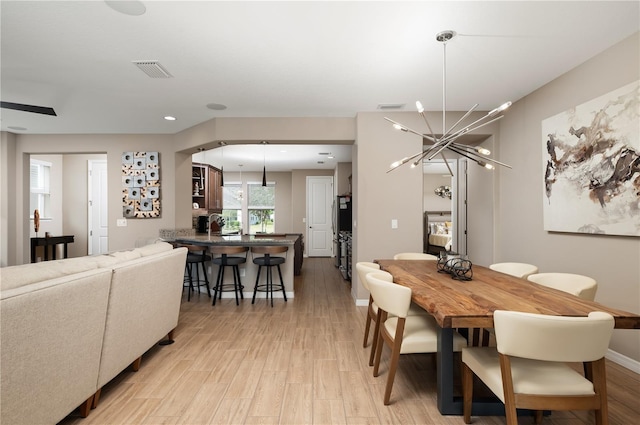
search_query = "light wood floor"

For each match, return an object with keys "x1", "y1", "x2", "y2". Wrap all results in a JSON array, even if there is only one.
[{"x1": 60, "y1": 257, "x2": 639, "y2": 425}]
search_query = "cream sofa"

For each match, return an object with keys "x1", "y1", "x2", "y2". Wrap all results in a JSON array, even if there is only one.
[{"x1": 0, "y1": 242, "x2": 187, "y2": 425}]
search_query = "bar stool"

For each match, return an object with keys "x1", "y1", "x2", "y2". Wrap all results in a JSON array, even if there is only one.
[
  {"x1": 251, "y1": 245, "x2": 288, "y2": 307},
  {"x1": 210, "y1": 246, "x2": 249, "y2": 306},
  {"x1": 180, "y1": 244, "x2": 212, "y2": 302}
]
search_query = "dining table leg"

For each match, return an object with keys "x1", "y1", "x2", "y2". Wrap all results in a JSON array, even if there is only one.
[
  {"x1": 436, "y1": 327, "x2": 462, "y2": 415},
  {"x1": 436, "y1": 326, "x2": 507, "y2": 416}
]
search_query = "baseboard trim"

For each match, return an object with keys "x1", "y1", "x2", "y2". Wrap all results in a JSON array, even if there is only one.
[{"x1": 606, "y1": 348, "x2": 640, "y2": 373}]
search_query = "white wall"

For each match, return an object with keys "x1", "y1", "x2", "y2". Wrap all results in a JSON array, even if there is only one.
[{"x1": 497, "y1": 32, "x2": 640, "y2": 363}]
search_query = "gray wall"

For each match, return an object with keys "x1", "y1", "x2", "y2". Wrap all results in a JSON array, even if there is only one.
[{"x1": 496, "y1": 32, "x2": 640, "y2": 363}]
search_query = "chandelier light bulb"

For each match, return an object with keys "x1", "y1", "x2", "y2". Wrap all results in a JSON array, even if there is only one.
[
  {"x1": 477, "y1": 147, "x2": 491, "y2": 155},
  {"x1": 488, "y1": 101, "x2": 512, "y2": 118},
  {"x1": 392, "y1": 123, "x2": 403, "y2": 130},
  {"x1": 416, "y1": 101, "x2": 424, "y2": 113}
]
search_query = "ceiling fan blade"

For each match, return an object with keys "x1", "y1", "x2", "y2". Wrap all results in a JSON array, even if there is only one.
[{"x1": 1, "y1": 101, "x2": 57, "y2": 116}]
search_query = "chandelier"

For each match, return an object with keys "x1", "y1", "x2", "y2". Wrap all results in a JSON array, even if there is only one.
[{"x1": 385, "y1": 30, "x2": 512, "y2": 174}]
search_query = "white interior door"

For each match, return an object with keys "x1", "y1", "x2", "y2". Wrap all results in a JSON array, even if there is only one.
[
  {"x1": 88, "y1": 160, "x2": 108, "y2": 255},
  {"x1": 307, "y1": 176, "x2": 333, "y2": 257}
]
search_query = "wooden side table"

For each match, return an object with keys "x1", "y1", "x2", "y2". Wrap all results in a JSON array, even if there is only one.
[{"x1": 31, "y1": 235, "x2": 75, "y2": 263}]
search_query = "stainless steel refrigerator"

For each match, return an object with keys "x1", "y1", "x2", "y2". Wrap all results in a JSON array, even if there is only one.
[{"x1": 333, "y1": 196, "x2": 352, "y2": 275}]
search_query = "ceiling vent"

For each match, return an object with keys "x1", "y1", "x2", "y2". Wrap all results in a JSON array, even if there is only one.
[
  {"x1": 377, "y1": 103, "x2": 405, "y2": 110},
  {"x1": 132, "y1": 61, "x2": 173, "y2": 78}
]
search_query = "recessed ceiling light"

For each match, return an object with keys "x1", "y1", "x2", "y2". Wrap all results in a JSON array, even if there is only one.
[
  {"x1": 105, "y1": 1, "x2": 146, "y2": 16},
  {"x1": 327, "y1": 155, "x2": 335, "y2": 159},
  {"x1": 206, "y1": 103, "x2": 227, "y2": 111},
  {"x1": 8, "y1": 126, "x2": 27, "y2": 131},
  {"x1": 164, "y1": 116, "x2": 176, "y2": 121}
]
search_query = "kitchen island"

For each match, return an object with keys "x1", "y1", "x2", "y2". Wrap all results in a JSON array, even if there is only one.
[{"x1": 171, "y1": 233, "x2": 302, "y2": 300}]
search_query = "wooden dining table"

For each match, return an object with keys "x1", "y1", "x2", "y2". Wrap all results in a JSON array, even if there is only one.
[{"x1": 376, "y1": 259, "x2": 640, "y2": 416}]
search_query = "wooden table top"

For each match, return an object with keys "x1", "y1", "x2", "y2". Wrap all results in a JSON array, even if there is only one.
[{"x1": 376, "y1": 259, "x2": 640, "y2": 330}]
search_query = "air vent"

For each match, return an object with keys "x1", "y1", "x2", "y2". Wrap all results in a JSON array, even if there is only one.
[
  {"x1": 377, "y1": 103, "x2": 405, "y2": 110},
  {"x1": 132, "y1": 61, "x2": 173, "y2": 78}
]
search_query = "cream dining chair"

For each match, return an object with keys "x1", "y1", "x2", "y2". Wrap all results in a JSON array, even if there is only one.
[
  {"x1": 393, "y1": 252, "x2": 438, "y2": 260},
  {"x1": 489, "y1": 262, "x2": 539, "y2": 279},
  {"x1": 462, "y1": 310, "x2": 614, "y2": 425},
  {"x1": 527, "y1": 272, "x2": 598, "y2": 301},
  {"x1": 355, "y1": 262, "x2": 427, "y2": 367},
  {"x1": 367, "y1": 272, "x2": 467, "y2": 405}
]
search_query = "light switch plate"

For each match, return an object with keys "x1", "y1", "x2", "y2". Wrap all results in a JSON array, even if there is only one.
[
  {"x1": 391, "y1": 219, "x2": 398, "y2": 229},
  {"x1": 117, "y1": 218, "x2": 127, "y2": 227}
]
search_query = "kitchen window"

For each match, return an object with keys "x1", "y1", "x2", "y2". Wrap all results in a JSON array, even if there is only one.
[
  {"x1": 248, "y1": 183, "x2": 275, "y2": 234},
  {"x1": 221, "y1": 182, "x2": 276, "y2": 234},
  {"x1": 221, "y1": 183, "x2": 243, "y2": 234}
]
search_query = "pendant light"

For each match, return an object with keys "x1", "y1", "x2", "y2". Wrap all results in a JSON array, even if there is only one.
[
  {"x1": 385, "y1": 30, "x2": 512, "y2": 174},
  {"x1": 261, "y1": 140, "x2": 268, "y2": 187},
  {"x1": 218, "y1": 141, "x2": 226, "y2": 186}
]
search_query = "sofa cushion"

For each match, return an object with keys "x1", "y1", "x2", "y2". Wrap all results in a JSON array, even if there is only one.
[
  {"x1": 0, "y1": 257, "x2": 99, "y2": 291},
  {"x1": 106, "y1": 249, "x2": 142, "y2": 263},
  {"x1": 135, "y1": 241, "x2": 174, "y2": 257}
]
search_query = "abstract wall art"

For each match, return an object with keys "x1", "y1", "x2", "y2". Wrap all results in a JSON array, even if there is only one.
[
  {"x1": 122, "y1": 151, "x2": 161, "y2": 218},
  {"x1": 542, "y1": 80, "x2": 639, "y2": 236}
]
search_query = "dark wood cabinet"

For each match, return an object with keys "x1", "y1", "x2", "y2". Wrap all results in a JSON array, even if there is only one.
[
  {"x1": 208, "y1": 166, "x2": 222, "y2": 212},
  {"x1": 192, "y1": 163, "x2": 222, "y2": 212}
]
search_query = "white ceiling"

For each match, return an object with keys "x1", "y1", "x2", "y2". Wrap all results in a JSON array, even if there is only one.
[{"x1": 1, "y1": 1, "x2": 639, "y2": 171}]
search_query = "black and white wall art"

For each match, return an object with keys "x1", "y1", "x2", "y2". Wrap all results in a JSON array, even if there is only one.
[
  {"x1": 542, "y1": 80, "x2": 639, "y2": 236},
  {"x1": 122, "y1": 151, "x2": 161, "y2": 218}
]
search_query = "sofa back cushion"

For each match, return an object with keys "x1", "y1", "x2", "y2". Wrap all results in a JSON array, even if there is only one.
[{"x1": 0, "y1": 257, "x2": 99, "y2": 291}]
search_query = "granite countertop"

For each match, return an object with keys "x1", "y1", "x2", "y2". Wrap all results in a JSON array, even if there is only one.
[{"x1": 171, "y1": 234, "x2": 298, "y2": 246}]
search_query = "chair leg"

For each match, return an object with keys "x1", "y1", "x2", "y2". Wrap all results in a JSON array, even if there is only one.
[
  {"x1": 232, "y1": 265, "x2": 239, "y2": 306},
  {"x1": 369, "y1": 309, "x2": 381, "y2": 367},
  {"x1": 234, "y1": 265, "x2": 244, "y2": 300},
  {"x1": 186, "y1": 263, "x2": 194, "y2": 302},
  {"x1": 383, "y1": 340, "x2": 402, "y2": 405},
  {"x1": 372, "y1": 313, "x2": 387, "y2": 377},
  {"x1": 252, "y1": 265, "x2": 262, "y2": 304},
  {"x1": 363, "y1": 302, "x2": 372, "y2": 348},
  {"x1": 277, "y1": 264, "x2": 287, "y2": 302},
  {"x1": 462, "y1": 363, "x2": 473, "y2": 424},
  {"x1": 200, "y1": 261, "x2": 211, "y2": 297},
  {"x1": 212, "y1": 264, "x2": 223, "y2": 306},
  {"x1": 590, "y1": 358, "x2": 609, "y2": 425}
]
